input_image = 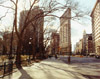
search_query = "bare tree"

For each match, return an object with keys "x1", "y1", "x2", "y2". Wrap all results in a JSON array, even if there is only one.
[
  {"x1": 0, "y1": 27, "x2": 11, "y2": 55},
  {"x1": 0, "y1": 0, "x2": 90, "y2": 68}
]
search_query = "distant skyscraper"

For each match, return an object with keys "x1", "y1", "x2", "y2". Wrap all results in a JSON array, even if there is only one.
[
  {"x1": 59, "y1": 8, "x2": 71, "y2": 55},
  {"x1": 82, "y1": 30, "x2": 86, "y2": 54},
  {"x1": 83, "y1": 33, "x2": 93, "y2": 55},
  {"x1": 91, "y1": 0, "x2": 100, "y2": 55}
]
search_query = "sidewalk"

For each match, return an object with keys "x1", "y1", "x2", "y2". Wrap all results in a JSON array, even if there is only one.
[{"x1": 2, "y1": 57, "x2": 100, "y2": 79}]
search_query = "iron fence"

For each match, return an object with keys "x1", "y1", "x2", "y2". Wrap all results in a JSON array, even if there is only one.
[{"x1": 0, "y1": 61, "x2": 13, "y2": 78}]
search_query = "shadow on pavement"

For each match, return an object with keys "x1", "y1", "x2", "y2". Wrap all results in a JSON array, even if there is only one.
[
  {"x1": 81, "y1": 74, "x2": 100, "y2": 79},
  {"x1": 19, "y1": 68, "x2": 33, "y2": 79},
  {"x1": 39, "y1": 63, "x2": 84, "y2": 79},
  {"x1": 41, "y1": 63, "x2": 100, "y2": 79}
]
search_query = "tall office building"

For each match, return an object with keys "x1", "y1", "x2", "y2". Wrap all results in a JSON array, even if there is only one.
[
  {"x1": 59, "y1": 8, "x2": 71, "y2": 55},
  {"x1": 91, "y1": 0, "x2": 100, "y2": 55},
  {"x1": 19, "y1": 6, "x2": 44, "y2": 55}
]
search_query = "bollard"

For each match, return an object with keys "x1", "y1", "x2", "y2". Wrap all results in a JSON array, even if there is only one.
[
  {"x1": 3, "y1": 62, "x2": 6, "y2": 77},
  {"x1": 8, "y1": 61, "x2": 13, "y2": 74},
  {"x1": 11, "y1": 61, "x2": 13, "y2": 73},
  {"x1": 68, "y1": 56, "x2": 70, "y2": 64},
  {"x1": 8, "y1": 62, "x2": 11, "y2": 74}
]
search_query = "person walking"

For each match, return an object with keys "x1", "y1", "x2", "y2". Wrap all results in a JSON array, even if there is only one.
[{"x1": 55, "y1": 54, "x2": 58, "y2": 59}]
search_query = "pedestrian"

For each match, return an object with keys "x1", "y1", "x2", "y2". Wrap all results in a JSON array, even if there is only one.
[
  {"x1": 48, "y1": 55, "x2": 52, "y2": 59},
  {"x1": 55, "y1": 54, "x2": 58, "y2": 59}
]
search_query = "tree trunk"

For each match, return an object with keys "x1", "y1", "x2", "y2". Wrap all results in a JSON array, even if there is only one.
[{"x1": 15, "y1": 40, "x2": 22, "y2": 69}]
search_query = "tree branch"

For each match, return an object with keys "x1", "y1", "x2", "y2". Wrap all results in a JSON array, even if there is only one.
[
  {"x1": 24, "y1": 0, "x2": 39, "y2": 25},
  {"x1": 10, "y1": 0, "x2": 16, "y2": 5},
  {"x1": 0, "y1": 9, "x2": 9, "y2": 20},
  {"x1": 0, "y1": 4, "x2": 14, "y2": 10}
]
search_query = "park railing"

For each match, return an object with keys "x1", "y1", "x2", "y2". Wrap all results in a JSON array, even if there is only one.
[{"x1": 0, "y1": 61, "x2": 13, "y2": 78}]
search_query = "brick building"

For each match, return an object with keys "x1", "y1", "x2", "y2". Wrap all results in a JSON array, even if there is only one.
[
  {"x1": 2, "y1": 32, "x2": 17, "y2": 55},
  {"x1": 75, "y1": 31, "x2": 93, "y2": 55},
  {"x1": 84, "y1": 34, "x2": 93, "y2": 55}
]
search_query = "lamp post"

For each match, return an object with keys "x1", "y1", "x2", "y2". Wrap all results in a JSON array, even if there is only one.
[
  {"x1": 67, "y1": 51, "x2": 71, "y2": 63},
  {"x1": 28, "y1": 38, "x2": 32, "y2": 64},
  {"x1": 68, "y1": 45, "x2": 71, "y2": 64}
]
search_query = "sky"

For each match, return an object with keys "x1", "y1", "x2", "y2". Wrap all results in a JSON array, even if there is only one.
[
  {"x1": 0, "y1": 0, "x2": 97, "y2": 51},
  {"x1": 70, "y1": 0, "x2": 96, "y2": 51},
  {"x1": 48, "y1": 0, "x2": 97, "y2": 51}
]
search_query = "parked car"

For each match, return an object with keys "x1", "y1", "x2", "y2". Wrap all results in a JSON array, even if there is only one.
[
  {"x1": 89, "y1": 53, "x2": 95, "y2": 57},
  {"x1": 95, "y1": 55, "x2": 100, "y2": 59}
]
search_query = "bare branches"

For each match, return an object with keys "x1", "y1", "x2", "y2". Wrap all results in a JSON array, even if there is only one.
[
  {"x1": 0, "y1": 9, "x2": 9, "y2": 20},
  {"x1": 0, "y1": 4, "x2": 14, "y2": 10},
  {"x1": 0, "y1": 0, "x2": 90, "y2": 41},
  {"x1": 14, "y1": 0, "x2": 20, "y2": 40},
  {"x1": 0, "y1": 0, "x2": 14, "y2": 20},
  {"x1": 0, "y1": 26, "x2": 10, "y2": 37},
  {"x1": 0, "y1": 0, "x2": 92, "y2": 66},
  {"x1": 10, "y1": 0, "x2": 16, "y2": 5},
  {"x1": 24, "y1": 0, "x2": 39, "y2": 25}
]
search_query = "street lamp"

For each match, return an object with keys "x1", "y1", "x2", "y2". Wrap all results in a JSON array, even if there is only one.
[
  {"x1": 28, "y1": 38, "x2": 32, "y2": 64},
  {"x1": 29, "y1": 41, "x2": 31, "y2": 45},
  {"x1": 68, "y1": 45, "x2": 71, "y2": 64}
]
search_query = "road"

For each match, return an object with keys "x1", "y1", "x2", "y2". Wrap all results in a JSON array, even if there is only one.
[
  {"x1": 59, "y1": 56, "x2": 100, "y2": 79},
  {"x1": 1, "y1": 56, "x2": 100, "y2": 79},
  {"x1": 59, "y1": 56, "x2": 100, "y2": 63}
]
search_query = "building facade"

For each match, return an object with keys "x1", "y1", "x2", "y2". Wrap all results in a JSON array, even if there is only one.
[
  {"x1": 51, "y1": 32, "x2": 59, "y2": 55},
  {"x1": 78, "y1": 39, "x2": 83, "y2": 54},
  {"x1": 85, "y1": 34, "x2": 93, "y2": 55},
  {"x1": 91, "y1": 0, "x2": 100, "y2": 55},
  {"x1": 75, "y1": 39, "x2": 83, "y2": 55},
  {"x1": 75, "y1": 32, "x2": 93, "y2": 55},
  {"x1": 74, "y1": 42, "x2": 79, "y2": 54},
  {"x1": 0, "y1": 38, "x2": 3, "y2": 55},
  {"x1": 2, "y1": 32, "x2": 17, "y2": 55},
  {"x1": 59, "y1": 8, "x2": 71, "y2": 55},
  {"x1": 19, "y1": 6, "x2": 44, "y2": 56},
  {"x1": 87, "y1": 35, "x2": 93, "y2": 53},
  {"x1": 82, "y1": 30, "x2": 86, "y2": 54}
]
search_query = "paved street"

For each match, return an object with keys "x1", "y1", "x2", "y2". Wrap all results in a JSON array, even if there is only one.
[
  {"x1": 1, "y1": 56, "x2": 100, "y2": 79},
  {"x1": 59, "y1": 56, "x2": 100, "y2": 79},
  {"x1": 59, "y1": 56, "x2": 100, "y2": 63},
  {"x1": 0, "y1": 0, "x2": 100, "y2": 79}
]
